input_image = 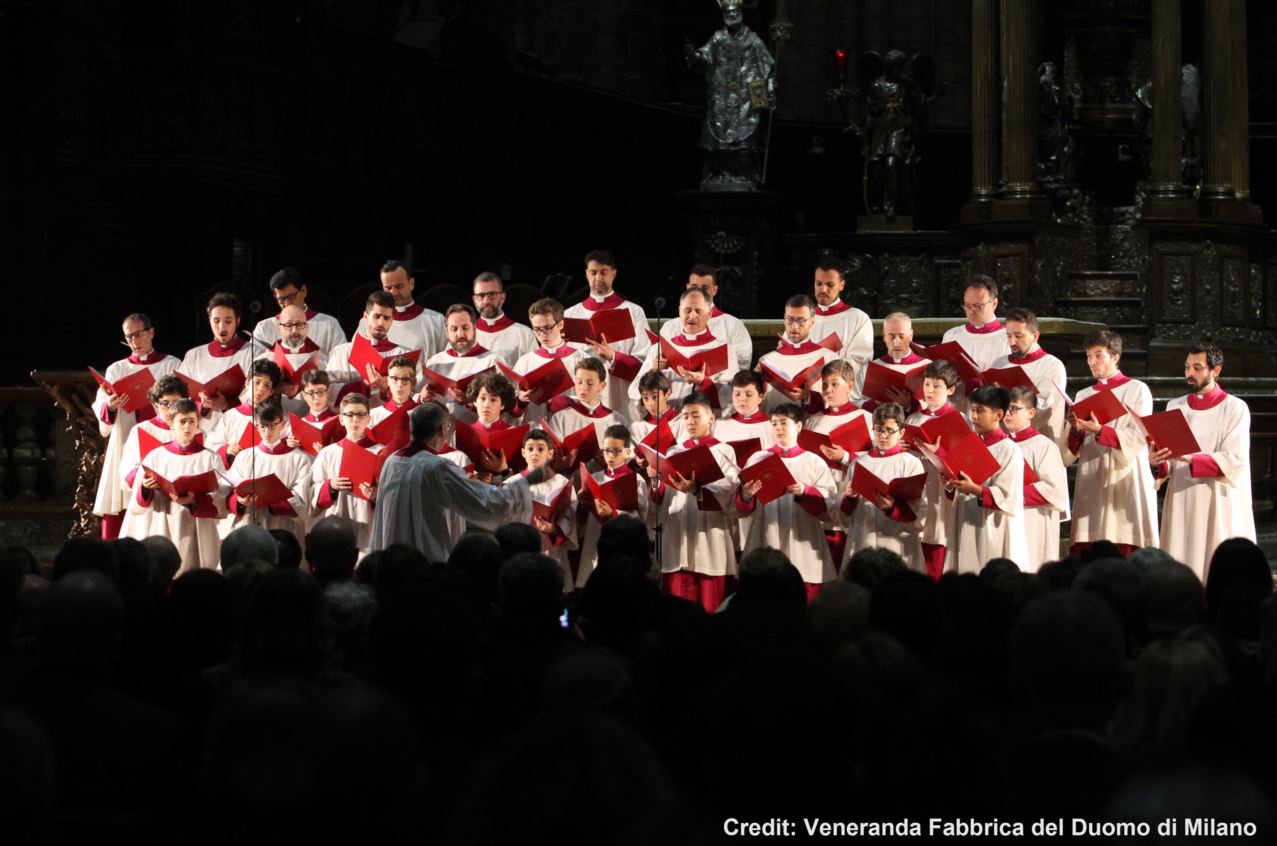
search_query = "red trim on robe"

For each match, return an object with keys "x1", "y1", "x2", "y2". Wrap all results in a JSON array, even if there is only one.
[
  {"x1": 477, "y1": 315, "x2": 515, "y2": 332},
  {"x1": 206, "y1": 336, "x2": 247, "y2": 357},
  {"x1": 1187, "y1": 386, "x2": 1228, "y2": 411},
  {"x1": 578, "y1": 293, "x2": 627, "y2": 311},
  {"x1": 1095, "y1": 425, "x2": 1121, "y2": 450},
  {"x1": 1190, "y1": 454, "x2": 1224, "y2": 478},
  {"x1": 393, "y1": 303, "x2": 425, "y2": 321},
  {"x1": 1008, "y1": 347, "x2": 1048, "y2": 364},
  {"x1": 815, "y1": 300, "x2": 852, "y2": 315},
  {"x1": 963, "y1": 320, "x2": 1005, "y2": 335}
]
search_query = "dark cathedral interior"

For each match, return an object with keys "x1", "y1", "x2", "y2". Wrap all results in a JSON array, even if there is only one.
[{"x1": 5, "y1": 1, "x2": 1277, "y2": 841}]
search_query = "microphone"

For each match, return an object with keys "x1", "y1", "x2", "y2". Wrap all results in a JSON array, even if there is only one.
[{"x1": 653, "y1": 296, "x2": 667, "y2": 311}]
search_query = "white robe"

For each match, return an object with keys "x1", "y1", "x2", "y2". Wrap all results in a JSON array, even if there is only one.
[
  {"x1": 504, "y1": 471, "x2": 576, "y2": 590},
  {"x1": 946, "y1": 434, "x2": 1028, "y2": 573},
  {"x1": 327, "y1": 334, "x2": 419, "y2": 407},
  {"x1": 254, "y1": 309, "x2": 347, "y2": 355},
  {"x1": 369, "y1": 446, "x2": 533, "y2": 560},
  {"x1": 563, "y1": 294, "x2": 653, "y2": 421},
  {"x1": 310, "y1": 438, "x2": 383, "y2": 553},
  {"x1": 475, "y1": 314, "x2": 538, "y2": 365},
  {"x1": 125, "y1": 444, "x2": 230, "y2": 572},
  {"x1": 1069, "y1": 375, "x2": 1160, "y2": 549},
  {"x1": 989, "y1": 348, "x2": 1070, "y2": 460},
  {"x1": 1012, "y1": 427, "x2": 1070, "y2": 572},
  {"x1": 941, "y1": 321, "x2": 1012, "y2": 410},
  {"x1": 227, "y1": 444, "x2": 314, "y2": 546},
  {"x1": 423, "y1": 347, "x2": 499, "y2": 424},
  {"x1": 510, "y1": 342, "x2": 588, "y2": 425},
  {"x1": 842, "y1": 449, "x2": 927, "y2": 572},
  {"x1": 812, "y1": 300, "x2": 874, "y2": 368},
  {"x1": 805, "y1": 404, "x2": 874, "y2": 530},
  {"x1": 712, "y1": 412, "x2": 776, "y2": 452},
  {"x1": 358, "y1": 303, "x2": 445, "y2": 357},
  {"x1": 178, "y1": 338, "x2": 259, "y2": 433},
  {"x1": 91, "y1": 352, "x2": 180, "y2": 517},
  {"x1": 576, "y1": 466, "x2": 651, "y2": 588},
  {"x1": 905, "y1": 405, "x2": 970, "y2": 547},
  {"x1": 757, "y1": 341, "x2": 838, "y2": 412},
  {"x1": 543, "y1": 399, "x2": 623, "y2": 471},
  {"x1": 630, "y1": 330, "x2": 739, "y2": 408},
  {"x1": 659, "y1": 306, "x2": 754, "y2": 371},
  {"x1": 739, "y1": 447, "x2": 839, "y2": 584},
  {"x1": 852, "y1": 353, "x2": 933, "y2": 411},
  {"x1": 629, "y1": 409, "x2": 689, "y2": 454},
  {"x1": 652, "y1": 439, "x2": 739, "y2": 577},
  {"x1": 1158, "y1": 391, "x2": 1257, "y2": 581}
]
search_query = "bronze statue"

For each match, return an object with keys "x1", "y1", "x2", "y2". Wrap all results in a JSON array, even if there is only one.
[
  {"x1": 684, "y1": 0, "x2": 776, "y2": 191},
  {"x1": 1134, "y1": 63, "x2": 1202, "y2": 191},
  {"x1": 1037, "y1": 62, "x2": 1074, "y2": 182}
]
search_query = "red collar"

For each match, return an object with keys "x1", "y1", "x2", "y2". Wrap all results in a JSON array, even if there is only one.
[
  {"x1": 870, "y1": 446, "x2": 904, "y2": 457},
  {"x1": 710, "y1": 306, "x2": 726, "y2": 318},
  {"x1": 550, "y1": 396, "x2": 612, "y2": 419},
  {"x1": 477, "y1": 418, "x2": 509, "y2": 431},
  {"x1": 257, "y1": 440, "x2": 294, "y2": 455},
  {"x1": 1094, "y1": 371, "x2": 1131, "y2": 391},
  {"x1": 580, "y1": 293, "x2": 627, "y2": 311},
  {"x1": 151, "y1": 418, "x2": 172, "y2": 431},
  {"x1": 964, "y1": 320, "x2": 1005, "y2": 335},
  {"x1": 920, "y1": 403, "x2": 957, "y2": 417},
  {"x1": 365, "y1": 335, "x2": 398, "y2": 352},
  {"x1": 731, "y1": 410, "x2": 769, "y2": 424},
  {"x1": 980, "y1": 429, "x2": 1008, "y2": 445},
  {"x1": 1187, "y1": 385, "x2": 1228, "y2": 410},
  {"x1": 383, "y1": 398, "x2": 419, "y2": 413},
  {"x1": 1008, "y1": 426, "x2": 1041, "y2": 443},
  {"x1": 305, "y1": 409, "x2": 337, "y2": 423},
  {"x1": 645, "y1": 407, "x2": 679, "y2": 425},
  {"x1": 769, "y1": 444, "x2": 804, "y2": 458},
  {"x1": 477, "y1": 314, "x2": 515, "y2": 332},
  {"x1": 393, "y1": 303, "x2": 424, "y2": 321},
  {"x1": 207, "y1": 336, "x2": 247, "y2": 357},
  {"x1": 127, "y1": 350, "x2": 165, "y2": 365},
  {"x1": 822, "y1": 403, "x2": 856, "y2": 416},
  {"x1": 683, "y1": 436, "x2": 719, "y2": 448},
  {"x1": 395, "y1": 442, "x2": 429, "y2": 457},
  {"x1": 671, "y1": 329, "x2": 716, "y2": 346},
  {"x1": 534, "y1": 343, "x2": 576, "y2": 359},
  {"x1": 604, "y1": 465, "x2": 634, "y2": 479},
  {"x1": 778, "y1": 340, "x2": 823, "y2": 355},
  {"x1": 164, "y1": 440, "x2": 203, "y2": 455},
  {"x1": 344, "y1": 435, "x2": 376, "y2": 448},
  {"x1": 1009, "y1": 346, "x2": 1047, "y2": 363},
  {"x1": 446, "y1": 344, "x2": 489, "y2": 358},
  {"x1": 233, "y1": 403, "x2": 254, "y2": 416},
  {"x1": 815, "y1": 300, "x2": 851, "y2": 316},
  {"x1": 880, "y1": 352, "x2": 928, "y2": 365},
  {"x1": 274, "y1": 338, "x2": 321, "y2": 355}
]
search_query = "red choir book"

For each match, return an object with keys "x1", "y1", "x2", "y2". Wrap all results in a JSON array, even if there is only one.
[
  {"x1": 581, "y1": 471, "x2": 640, "y2": 513},
  {"x1": 726, "y1": 438, "x2": 763, "y2": 466},
  {"x1": 138, "y1": 428, "x2": 166, "y2": 460},
  {"x1": 237, "y1": 420, "x2": 261, "y2": 451},
  {"x1": 759, "y1": 359, "x2": 824, "y2": 394},
  {"x1": 636, "y1": 443, "x2": 725, "y2": 488},
  {"x1": 287, "y1": 413, "x2": 344, "y2": 457},
  {"x1": 541, "y1": 420, "x2": 600, "y2": 469},
  {"x1": 496, "y1": 360, "x2": 573, "y2": 406},
  {"x1": 368, "y1": 406, "x2": 411, "y2": 454},
  {"x1": 271, "y1": 347, "x2": 320, "y2": 396},
  {"x1": 1023, "y1": 461, "x2": 1040, "y2": 487},
  {"x1": 455, "y1": 421, "x2": 530, "y2": 465},
  {"x1": 562, "y1": 309, "x2": 636, "y2": 345},
  {"x1": 860, "y1": 361, "x2": 928, "y2": 403},
  {"x1": 141, "y1": 467, "x2": 219, "y2": 499},
  {"x1": 1128, "y1": 406, "x2": 1201, "y2": 458},
  {"x1": 1070, "y1": 388, "x2": 1128, "y2": 427},
  {"x1": 815, "y1": 332, "x2": 842, "y2": 353},
  {"x1": 798, "y1": 417, "x2": 872, "y2": 467},
  {"x1": 233, "y1": 474, "x2": 293, "y2": 506},
  {"x1": 979, "y1": 365, "x2": 1040, "y2": 393},
  {"x1": 338, "y1": 440, "x2": 385, "y2": 501},
  {"x1": 917, "y1": 432, "x2": 1002, "y2": 486},
  {"x1": 89, "y1": 366, "x2": 156, "y2": 414},
  {"x1": 903, "y1": 412, "x2": 971, "y2": 451},
  {"x1": 531, "y1": 481, "x2": 573, "y2": 525},
  {"x1": 420, "y1": 365, "x2": 489, "y2": 398},
  {"x1": 176, "y1": 365, "x2": 246, "y2": 402},
  {"x1": 348, "y1": 333, "x2": 422, "y2": 379},
  {"x1": 640, "y1": 418, "x2": 677, "y2": 452},
  {"x1": 849, "y1": 462, "x2": 928, "y2": 503},
  {"x1": 658, "y1": 338, "x2": 730, "y2": 378},
  {"x1": 921, "y1": 342, "x2": 982, "y2": 384},
  {"x1": 738, "y1": 453, "x2": 799, "y2": 506}
]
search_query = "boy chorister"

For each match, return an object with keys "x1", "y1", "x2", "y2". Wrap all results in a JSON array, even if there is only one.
[
  {"x1": 938, "y1": 385, "x2": 1028, "y2": 574},
  {"x1": 543, "y1": 358, "x2": 624, "y2": 472},
  {"x1": 905, "y1": 360, "x2": 968, "y2": 581},
  {"x1": 647, "y1": 391, "x2": 740, "y2": 614},
  {"x1": 713, "y1": 370, "x2": 776, "y2": 453},
  {"x1": 464, "y1": 371, "x2": 520, "y2": 482},
  {"x1": 629, "y1": 371, "x2": 688, "y2": 453},
  {"x1": 805, "y1": 359, "x2": 874, "y2": 566},
  {"x1": 286, "y1": 370, "x2": 340, "y2": 455},
  {"x1": 311, "y1": 393, "x2": 381, "y2": 554},
  {"x1": 736, "y1": 403, "x2": 839, "y2": 602},
  {"x1": 127, "y1": 399, "x2": 230, "y2": 573},
  {"x1": 1004, "y1": 386, "x2": 1069, "y2": 572},
  {"x1": 214, "y1": 359, "x2": 281, "y2": 466},
  {"x1": 227, "y1": 400, "x2": 313, "y2": 547},
  {"x1": 511, "y1": 297, "x2": 588, "y2": 424},
  {"x1": 840, "y1": 403, "x2": 928, "y2": 573},
  {"x1": 577, "y1": 424, "x2": 649, "y2": 588},
  {"x1": 370, "y1": 355, "x2": 422, "y2": 425},
  {"x1": 115, "y1": 375, "x2": 189, "y2": 536},
  {"x1": 505, "y1": 429, "x2": 577, "y2": 591}
]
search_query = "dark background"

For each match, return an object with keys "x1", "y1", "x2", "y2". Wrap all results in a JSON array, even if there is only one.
[{"x1": 6, "y1": 0, "x2": 1277, "y2": 385}]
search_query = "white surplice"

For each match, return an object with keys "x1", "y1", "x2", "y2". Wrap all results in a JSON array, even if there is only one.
[
  {"x1": 125, "y1": 442, "x2": 231, "y2": 572},
  {"x1": 738, "y1": 445, "x2": 839, "y2": 584},
  {"x1": 945, "y1": 431, "x2": 1028, "y2": 573},
  {"x1": 91, "y1": 350, "x2": 180, "y2": 518},
  {"x1": 1011, "y1": 426, "x2": 1070, "y2": 572}
]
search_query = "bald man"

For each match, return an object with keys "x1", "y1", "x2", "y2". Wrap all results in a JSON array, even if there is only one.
[
  {"x1": 253, "y1": 266, "x2": 347, "y2": 355},
  {"x1": 854, "y1": 312, "x2": 931, "y2": 413},
  {"x1": 658, "y1": 265, "x2": 753, "y2": 370},
  {"x1": 257, "y1": 304, "x2": 328, "y2": 414}
]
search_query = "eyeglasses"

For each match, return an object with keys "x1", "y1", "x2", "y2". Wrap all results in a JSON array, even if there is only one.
[
  {"x1": 123, "y1": 330, "x2": 151, "y2": 342},
  {"x1": 962, "y1": 301, "x2": 992, "y2": 311},
  {"x1": 531, "y1": 322, "x2": 561, "y2": 335},
  {"x1": 341, "y1": 411, "x2": 369, "y2": 419},
  {"x1": 782, "y1": 316, "x2": 811, "y2": 326},
  {"x1": 473, "y1": 291, "x2": 502, "y2": 300},
  {"x1": 1006, "y1": 404, "x2": 1031, "y2": 413},
  {"x1": 601, "y1": 447, "x2": 627, "y2": 456},
  {"x1": 872, "y1": 426, "x2": 902, "y2": 435},
  {"x1": 387, "y1": 375, "x2": 415, "y2": 384},
  {"x1": 155, "y1": 399, "x2": 180, "y2": 408},
  {"x1": 279, "y1": 321, "x2": 308, "y2": 330},
  {"x1": 302, "y1": 389, "x2": 329, "y2": 398},
  {"x1": 257, "y1": 420, "x2": 286, "y2": 430}
]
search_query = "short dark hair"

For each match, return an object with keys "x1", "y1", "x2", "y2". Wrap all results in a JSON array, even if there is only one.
[
  {"x1": 149, "y1": 375, "x2": 189, "y2": 403},
  {"x1": 814, "y1": 257, "x2": 846, "y2": 280},
  {"x1": 170, "y1": 398, "x2": 199, "y2": 418},
  {"x1": 968, "y1": 384, "x2": 1010, "y2": 412},
  {"x1": 1004, "y1": 307, "x2": 1039, "y2": 332},
  {"x1": 522, "y1": 428, "x2": 554, "y2": 448},
  {"x1": 473, "y1": 271, "x2": 504, "y2": 289},
  {"x1": 466, "y1": 371, "x2": 516, "y2": 410},
  {"x1": 250, "y1": 359, "x2": 282, "y2": 387},
  {"x1": 409, "y1": 402, "x2": 450, "y2": 442},
  {"x1": 300, "y1": 370, "x2": 330, "y2": 387},
  {"x1": 1084, "y1": 330, "x2": 1123, "y2": 357},
  {"x1": 584, "y1": 249, "x2": 617, "y2": 269},
  {"x1": 689, "y1": 264, "x2": 717, "y2": 282},
  {"x1": 1008, "y1": 385, "x2": 1038, "y2": 408},
  {"x1": 380, "y1": 259, "x2": 411, "y2": 277},
  {"x1": 785, "y1": 293, "x2": 817, "y2": 313},
  {"x1": 575, "y1": 357, "x2": 608, "y2": 383},
  {"x1": 638, "y1": 370, "x2": 671, "y2": 393},
  {"x1": 528, "y1": 298, "x2": 564, "y2": 322},
  {"x1": 365, "y1": 290, "x2": 395, "y2": 311},
  {"x1": 771, "y1": 402, "x2": 805, "y2": 425},
  {"x1": 965, "y1": 274, "x2": 999, "y2": 300},
  {"x1": 339, "y1": 392, "x2": 369, "y2": 411},
  {"x1": 122, "y1": 312, "x2": 152, "y2": 330},
  {"x1": 873, "y1": 403, "x2": 907, "y2": 427},
  {"x1": 602, "y1": 424, "x2": 631, "y2": 445},
  {"x1": 445, "y1": 303, "x2": 477, "y2": 322},
  {"x1": 387, "y1": 355, "x2": 416, "y2": 374},
  {"x1": 253, "y1": 399, "x2": 285, "y2": 424},
  {"x1": 731, "y1": 370, "x2": 765, "y2": 392},
  {"x1": 1188, "y1": 341, "x2": 1224, "y2": 369},
  {"x1": 269, "y1": 267, "x2": 306, "y2": 292},
  {"x1": 923, "y1": 360, "x2": 959, "y2": 388},
  {"x1": 207, "y1": 292, "x2": 242, "y2": 318},
  {"x1": 681, "y1": 391, "x2": 714, "y2": 412}
]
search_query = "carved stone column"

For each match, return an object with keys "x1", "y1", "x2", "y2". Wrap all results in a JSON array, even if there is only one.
[
  {"x1": 1200, "y1": 0, "x2": 1234, "y2": 199},
  {"x1": 1000, "y1": 0, "x2": 1039, "y2": 198},
  {"x1": 1229, "y1": 0, "x2": 1250, "y2": 200},
  {"x1": 1147, "y1": 0, "x2": 1183, "y2": 198},
  {"x1": 970, "y1": 0, "x2": 999, "y2": 203}
]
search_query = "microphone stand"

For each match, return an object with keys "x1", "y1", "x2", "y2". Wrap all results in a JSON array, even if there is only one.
[{"x1": 651, "y1": 295, "x2": 666, "y2": 570}]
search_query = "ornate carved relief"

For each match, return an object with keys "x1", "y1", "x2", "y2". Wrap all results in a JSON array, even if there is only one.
[{"x1": 1221, "y1": 256, "x2": 1248, "y2": 326}]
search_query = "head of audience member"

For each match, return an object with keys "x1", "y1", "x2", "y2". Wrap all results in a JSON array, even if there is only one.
[
  {"x1": 528, "y1": 298, "x2": 566, "y2": 348},
  {"x1": 579, "y1": 559, "x2": 648, "y2": 654},
  {"x1": 39, "y1": 570, "x2": 124, "y2": 675},
  {"x1": 809, "y1": 581, "x2": 871, "y2": 653},
  {"x1": 379, "y1": 259, "x2": 415, "y2": 308},
  {"x1": 253, "y1": 399, "x2": 287, "y2": 446},
  {"x1": 966, "y1": 384, "x2": 1009, "y2": 435},
  {"x1": 323, "y1": 580, "x2": 376, "y2": 678},
  {"x1": 222, "y1": 524, "x2": 280, "y2": 571},
  {"x1": 1141, "y1": 558, "x2": 1204, "y2": 637},
  {"x1": 1205, "y1": 537, "x2": 1272, "y2": 642},
  {"x1": 1129, "y1": 546, "x2": 1176, "y2": 569},
  {"x1": 680, "y1": 392, "x2": 716, "y2": 441},
  {"x1": 539, "y1": 650, "x2": 637, "y2": 721},
  {"x1": 140, "y1": 535, "x2": 182, "y2": 585},
  {"x1": 277, "y1": 304, "x2": 309, "y2": 350},
  {"x1": 1080, "y1": 540, "x2": 1124, "y2": 563},
  {"x1": 338, "y1": 393, "x2": 371, "y2": 440},
  {"x1": 165, "y1": 568, "x2": 234, "y2": 673},
  {"x1": 235, "y1": 568, "x2": 329, "y2": 680},
  {"x1": 584, "y1": 249, "x2": 619, "y2": 298},
  {"x1": 1037, "y1": 556, "x2": 1086, "y2": 591},
  {"x1": 121, "y1": 312, "x2": 155, "y2": 358},
  {"x1": 472, "y1": 271, "x2": 507, "y2": 321},
  {"x1": 1004, "y1": 307, "x2": 1040, "y2": 357},
  {"x1": 730, "y1": 370, "x2": 765, "y2": 417},
  {"x1": 597, "y1": 515, "x2": 653, "y2": 575},
  {"x1": 843, "y1": 547, "x2": 908, "y2": 591},
  {"x1": 600, "y1": 424, "x2": 632, "y2": 473},
  {"x1": 881, "y1": 312, "x2": 914, "y2": 360},
  {"x1": 781, "y1": 294, "x2": 817, "y2": 345},
  {"x1": 385, "y1": 356, "x2": 417, "y2": 406},
  {"x1": 51, "y1": 537, "x2": 119, "y2": 584},
  {"x1": 735, "y1": 547, "x2": 806, "y2": 605},
  {"x1": 1083, "y1": 330, "x2": 1123, "y2": 381},
  {"x1": 870, "y1": 570, "x2": 943, "y2": 662},
  {"x1": 448, "y1": 529, "x2": 505, "y2": 615},
  {"x1": 1185, "y1": 341, "x2": 1224, "y2": 395},
  {"x1": 353, "y1": 549, "x2": 380, "y2": 587},
  {"x1": 820, "y1": 359, "x2": 856, "y2": 410},
  {"x1": 499, "y1": 553, "x2": 566, "y2": 632},
  {"x1": 445, "y1": 304, "x2": 478, "y2": 354},
  {"x1": 305, "y1": 516, "x2": 359, "y2": 585},
  {"x1": 1009, "y1": 591, "x2": 1129, "y2": 731},
  {"x1": 1, "y1": 550, "x2": 33, "y2": 648},
  {"x1": 373, "y1": 545, "x2": 431, "y2": 603},
  {"x1": 980, "y1": 558, "x2": 1021, "y2": 585},
  {"x1": 688, "y1": 263, "x2": 718, "y2": 301},
  {"x1": 769, "y1": 403, "x2": 804, "y2": 448},
  {"x1": 812, "y1": 258, "x2": 846, "y2": 308},
  {"x1": 269, "y1": 266, "x2": 310, "y2": 312},
  {"x1": 1004, "y1": 386, "x2": 1038, "y2": 434},
  {"x1": 920, "y1": 360, "x2": 958, "y2": 412},
  {"x1": 496, "y1": 522, "x2": 543, "y2": 562},
  {"x1": 1074, "y1": 557, "x2": 1148, "y2": 655},
  {"x1": 678, "y1": 287, "x2": 712, "y2": 336},
  {"x1": 871, "y1": 403, "x2": 906, "y2": 453},
  {"x1": 206, "y1": 292, "x2": 242, "y2": 347},
  {"x1": 467, "y1": 372, "x2": 515, "y2": 426},
  {"x1": 637, "y1": 370, "x2": 672, "y2": 422},
  {"x1": 573, "y1": 358, "x2": 608, "y2": 408},
  {"x1": 249, "y1": 359, "x2": 282, "y2": 405},
  {"x1": 147, "y1": 375, "x2": 190, "y2": 425},
  {"x1": 961, "y1": 275, "x2": 999, "y2": 328},
  {"x1": 300, "y1": 370, "x2": 332, "y2": 417},
  {"x1": 364, "y1": 290, "x2": 397, "y2": 341},
  {"x1": 269, "y1": 529, "x2": 303, "y2": 571}
]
